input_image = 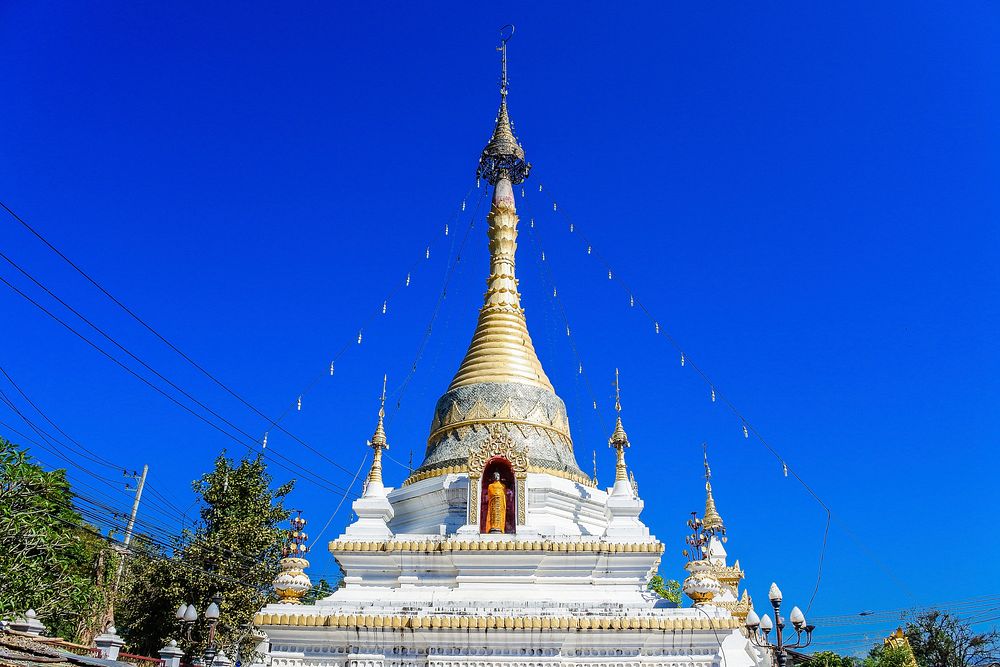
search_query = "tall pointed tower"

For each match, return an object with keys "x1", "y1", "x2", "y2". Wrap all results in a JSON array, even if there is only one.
[
  {"x1": 409, "y1": 36, "x2": 588, "y2": 495},
  {"x1": 257, "y1": 30, "x2": 766, "y2": 667}
]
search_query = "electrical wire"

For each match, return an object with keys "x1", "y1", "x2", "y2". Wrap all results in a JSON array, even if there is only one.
[{"x1": 0, "y1": 278, "x2": 351, "y2": 495}]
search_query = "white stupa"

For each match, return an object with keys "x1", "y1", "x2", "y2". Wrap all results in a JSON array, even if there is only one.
[{"x1": 256, "y1": 32, "x2": 768, "y2": 667}]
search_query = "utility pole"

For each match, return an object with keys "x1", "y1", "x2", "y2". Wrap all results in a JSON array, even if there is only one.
[
  {"x1": 104, "y1": 464, "x2": 147, "y2": 629},
  {"x1": 120, "y1": 464, "x2": 148, "y2": 560}
]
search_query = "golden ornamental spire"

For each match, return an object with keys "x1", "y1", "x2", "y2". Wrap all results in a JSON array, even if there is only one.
[
  {"x1": 367, "y1": 375, "x2": 389, "y2": 486},
  {"x1": 449, "y1": 26, "x2": 551, "y2": 392},
  {"x1": 702, "y1": 443, "x2": 725, "y2": 533},
  {"x1": 608, "y1": 368, "x2": 631, "y2": 482}
]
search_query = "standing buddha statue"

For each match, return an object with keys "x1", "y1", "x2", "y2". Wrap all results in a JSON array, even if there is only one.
[{"x1": 485, "y1": 472, "x2": 507, "y2": 533}]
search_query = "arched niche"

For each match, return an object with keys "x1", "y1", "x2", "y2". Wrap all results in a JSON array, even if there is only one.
[
  {"x1": 479, "y1": 456, "x2": 516, "y2": 534},
  {"x1": 466, "y1": 426, "x2": 528, "y2": 528}
]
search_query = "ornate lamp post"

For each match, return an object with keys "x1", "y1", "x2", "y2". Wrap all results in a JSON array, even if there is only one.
[
  {"x1": 173, "y1": 593, "x2": 223, "y2": 665},
  {"x1": 745, "y1": 583, "x2": 815, "y2": 667}
]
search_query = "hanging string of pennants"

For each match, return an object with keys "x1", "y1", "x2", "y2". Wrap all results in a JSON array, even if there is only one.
[
  {"x1": 518, "y1": 191, "x2": 609, "y2": 435},
  {"x1": 526, "y1": 180, "x2": 834, "y2": 612},
  {"x1": 528, "y1": 182, "x2": 818, "y2": 489},
  {"x1": 385, "y1": 187, "x2": 489, "y2": 432},
  {"x1": 258, "y1": 184, "x2": 481, "y2": 466}
]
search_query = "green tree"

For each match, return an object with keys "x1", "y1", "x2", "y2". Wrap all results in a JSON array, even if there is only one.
[
  {"x1": 117, "y1": 452, "x2": 292, "y2": 658},
  {"x1": 0, "y1": 437, "x2": 112, "y2": 641},
  {"x1": 905, "y1": 611, "x2": 1000, "y2": 667},
  {"x1": 862, "y1": 643, "x2": 916, "y2": 667},
  {"x1": 301, "y1": 578, "x2": 334, "y2": 605},
  {"x1": 811, "y1": 650, "x2": 859, "y2": 667},
  {"x1": 647, "y1": 574, "x2": 682, "y2": 604}
]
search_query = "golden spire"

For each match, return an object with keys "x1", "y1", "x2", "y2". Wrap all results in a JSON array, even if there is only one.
[
  {"x1": 608, "y1": 368, "x2": 630, "y2": 481},
  {"x1": 367, "y1": 375, "x2": 389, "y2": 486},
  {"x1": 702, "y1": 443, "x2": 725, "y2": 533},
  {"x1": 448, "y1": 26, "x2": 551, "y2": 392}
]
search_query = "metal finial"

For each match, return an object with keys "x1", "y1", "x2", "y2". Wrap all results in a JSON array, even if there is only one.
[
  {"x1": 477, "y1": 25, "x2": 531, "y2": 185},
  {"x1": 498, "y1": 24, "x2": 514, "y2": 98},
  {"x1": 614, "y1": 367, "x2": 622, "y2": 415},
  {"x1": 378, "y1": 373, "x2": 387, "y2": 420}
]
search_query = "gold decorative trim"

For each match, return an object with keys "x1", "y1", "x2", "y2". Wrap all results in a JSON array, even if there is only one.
[
  {"x1": 467, "y1": 427, "x2": 528, "y2": 526},
  {"x1": 715, "y1": 591, "x2": 753, "y2": 623},
  {"x1": 403, "y1": 463, "x2": 595, "y2": 488},
  {"x1": 711, "y1": 563, "x2": 745, "y2": 587},
  {"x1": 328, "y1": 538, "x2": 664, "y2": 554},
  {"x1": 428, "y1": 418, "x2": 571, "y2": 447},
  {"x1": 255, "y1": 611, "x2": 740, "y2": 632}
]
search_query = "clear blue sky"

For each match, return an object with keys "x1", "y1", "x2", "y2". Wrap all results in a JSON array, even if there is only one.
[{"x1": 2, "y1": 1, "x2": 998, "y2": 646}]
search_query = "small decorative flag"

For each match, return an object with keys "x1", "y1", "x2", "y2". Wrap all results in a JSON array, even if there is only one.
[
  {"x1": 405, "y1": 273, "x2": 411, "y2": 287},
  {"x1": 655, "y1": 322, "x2": 660, "y2": 334},
  {"x1": 782, "y1": 462, "x2": 789, "y2": 477},
  {"x1": 382, "y1": 301, "x2": 387, "y2": 314},
  {"x1": 569, "y1": 223, "x2": 574, "y2": 232},
  {"x1": 553, "y1": 287, "x2": 557, "y2": 297},
  {"x1": 329, "y1": 362, "x2": 335, "y2": 376},
  {"x1": 553, "y1": 203, "x2": 557, "y2": 212},
  {"x1": 445, "y1": 224, "x2": 449, "y2": 236},
  {"x1": 711, "y1": 388, "x2": 716, "y2": 402},
  {"x1": 263, "y1": 432, "x2": 268, "y2": 449},
  {"x1": 357, "y1": 329, "x2": 363, "y2": 344},
  {"x1": 461, "y1": 200, "x2": 466, "y2": 211},
  {"x1": 593, "y1": 400, "x2": 597, "y2": 410},
  {"x1": 297, "y1": 396, "x2": 302, "y2": 411},
  {"x1": 681, "y1": 353, "x2": 685, "y2": 366},
  {"x1": 587, "y1": 245, "x2": 592, "y2": 255},
  {"x1": 578, "y1": 363, "x2": 583, "y2": 374},
  {"x1": 530, "y1": 218, "x2": 535, "y2": 228},
  {"x1": 521, "y1": 188, "x2": 525, "y2": 198},
  {"x1": 539, "y1": 184, "x2": 543, "y2": 192},
  {"x1": 608, "y1": 270, "x2": 613, "y2": 280},
  {"x1": 630, "y1": 295, "x2": 634, "y2": 307},
  {"x1": 425, "y1": 247, "x2": 430, "y2": 259},
  {"x1": 541, "y1": 251, "x2": 546, "y2": 261},
  {"x1": 566, "y1": 325, "x2": 571, "y2": 336},
  {"x1": 743, "y1": 424, "x2": 749, "y2": 438}
]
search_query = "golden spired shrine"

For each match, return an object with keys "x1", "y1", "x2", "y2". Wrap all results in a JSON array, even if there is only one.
[{"x1": 260, "y1": 28, "x2": 767, "y2": 667}]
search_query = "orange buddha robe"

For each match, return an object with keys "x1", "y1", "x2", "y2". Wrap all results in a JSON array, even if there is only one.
[{"x1": 485, "y1": 480, "x2": 507, "y2": 533}]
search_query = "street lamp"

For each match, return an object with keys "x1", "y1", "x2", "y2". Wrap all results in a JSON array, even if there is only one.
[
  {"x1": 745, "y1": 582, "x2": 815, "y2": 667},
  {"x1": 203, "y1": 595, "x2": 222, "y2": 666},
  {"x1": 173, "y1": 594, "x2": 223, "y2": 665},
  {"x1": 176, "y1": 603, "x2": 198, "y2": 641}
]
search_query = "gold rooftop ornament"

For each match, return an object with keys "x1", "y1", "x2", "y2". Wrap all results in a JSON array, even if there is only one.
[
  {"x1": 366, "y1": 374, "x2": 389, "y2": 487},
  {"x1": 702, "y1": 443, "x2": 726, "y2": 536},
  {"x1": 608, "y1": 368, "x2": 631, "y2": 483},
  {"x1": 273, "y1": 510, "x2": 312, "y2": 604}
]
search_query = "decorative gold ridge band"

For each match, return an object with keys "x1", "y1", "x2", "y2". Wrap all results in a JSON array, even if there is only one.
[
  {"x1": 329, "y1": 538, "x2": 664, "y2": 554},
  {"x1": 255, "y1": 611, "x2": 741, "y2": 632},
  {"x1": 447, "y1": 178, "x2": 553, "y2": 392},
  {"x1": 402, "y1": 463, "x2": 595, "y2": 488},
  {"x1": 427, "y1": 418, "x2": 571, "y2": 447}
]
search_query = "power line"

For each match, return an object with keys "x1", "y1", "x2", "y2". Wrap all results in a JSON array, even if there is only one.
[
  {"x1": 0, "y1": 192, "x2": 472, "y2": 476},
  {"x1": 0, "y1": 252, "x2": 360, "y2": 481},
  {"x1": 0, "y1": 277, "x2": 352, "y2": 496}
]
